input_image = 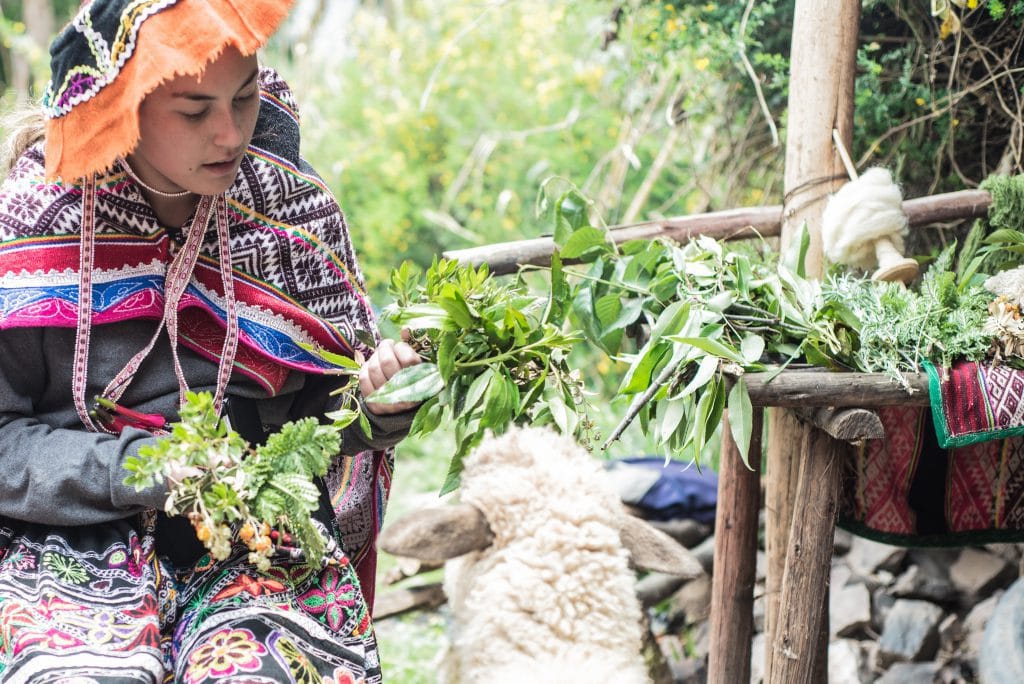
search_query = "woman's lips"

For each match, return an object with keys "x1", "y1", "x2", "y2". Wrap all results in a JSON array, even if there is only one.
[{"x1": 203, "y1": 156, "x2": 240, "y2": 176}]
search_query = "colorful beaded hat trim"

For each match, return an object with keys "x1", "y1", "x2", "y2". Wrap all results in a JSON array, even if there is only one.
[
  {"x1": 43, "y1": 0, "x2": 296, "y2": 181},
  {"x1": 43, "y1": 0, "x2": 179, "y2": 119}
]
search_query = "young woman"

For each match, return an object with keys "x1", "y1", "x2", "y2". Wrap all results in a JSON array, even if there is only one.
[{"x1": 0, "y1": 1, "x2": 420, "y2": 681}]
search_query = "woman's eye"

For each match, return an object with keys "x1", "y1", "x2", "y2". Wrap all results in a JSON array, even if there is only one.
[
  {"x1": 234, "y1": 92, "x2": 257, "y2": 105},
  {"x1": 183, "y1": 110, "x2": 209, "y2": 121}
]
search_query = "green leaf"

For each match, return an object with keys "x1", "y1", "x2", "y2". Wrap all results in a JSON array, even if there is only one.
[
  {"x1": 649, "y1": 300, "x2": 691, "y2": 342},
  {"x1": 542, "y1": 251, "x2": 566, "y2": 326},
  {"x1": 437, "y1": 289, "x2": 478, "y2": 329},
  {"x1": 620, "y1": 343, "x2": 670, "y2": 395},
  {"x1": 299, "y1": 343, "x2": 361, "y2": 370},
  {"x1": 608, "y1": 297, "x2": 645, "y2": 332},
  {"x1": 436, "y1": 332, "x2": 457, "y2": 381},
  {"x1": 659, "y1": 396, "x2": 688, "y2": 445},
  {"x1": 740, "y1": 335, "x2": 766, "y2": 365},
  {"x1": 408, "y1": 397, "x2": 443, "y2": 437},
  {"x1": 983, "y1": 228, "x2": 1024, "y2": 244},
  {"x1": 480, "y1": 369, "x2": 513, "y2": 431},
  {"x1": 689, "y1": 384, "x2": 714, "y2": 460},
  {"x1": 547, "y1": 393, "x2": 571, "y2": 435},
  {"x1": 595, "y1": 293, "x2": 622, "y2": 327},
  {"x1": 727, "y1": 378, "x2": 755, "y2": 469},
  {"x1": 389, "y1": 303, "x2": 452, "y2": 331},
  {"x1": 669, "y1": 336, "x2": 746, "y2": 364},
  {"x1": 560, "y1": 226, "x2": 609, "y2": 259},
  {"x1": 463, "y1": 367, "x2": 494, "y2": 413},
  {"x1": 705, "y1": 377, "x2": 726, "y2": 438},
  {"x1": 367, "y1": 363, "x2": 445, "y2": 404},
  {"x1": 782, "y1": 221, "x2": 812, "y2": 277},
  {"x1": 325, "y1": 408, "x2": 359, "y2": 430},
  {"x1": 677, "y1": 354, "x2": 719, "y2": 398}
]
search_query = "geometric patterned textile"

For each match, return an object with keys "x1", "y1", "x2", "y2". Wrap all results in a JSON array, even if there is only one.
[
  {"x1": 839, "y1": 405, "x2": 1024, "y2": 546},
  {"x1": 925, "y1": 359, "x2": 1024, "y2": 448}
]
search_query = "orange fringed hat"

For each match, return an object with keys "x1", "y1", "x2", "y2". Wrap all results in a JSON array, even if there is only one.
[{"x1": 43, "y1": 0, "x2": 296, "y2": 182}]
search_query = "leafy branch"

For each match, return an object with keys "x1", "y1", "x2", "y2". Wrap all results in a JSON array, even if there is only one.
[{"x1": 124, "y1": 387, "x2": 361, "y2": 571}]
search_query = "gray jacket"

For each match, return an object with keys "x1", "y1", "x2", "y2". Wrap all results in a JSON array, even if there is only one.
[{"x1": 0, "y1": 319, "x2": 412, "y2": 526}]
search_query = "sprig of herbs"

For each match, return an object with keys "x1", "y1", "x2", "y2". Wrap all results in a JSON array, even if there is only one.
[{"x1": 124, "y1": 387, "x2": 361, "y2": 571}]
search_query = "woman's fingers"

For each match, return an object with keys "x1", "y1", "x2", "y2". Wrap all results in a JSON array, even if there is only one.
[{"x1": 360, "y1": 339, "x2": 423, "y2": 415}]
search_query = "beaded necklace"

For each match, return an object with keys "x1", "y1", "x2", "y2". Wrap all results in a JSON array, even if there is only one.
[{"x1": 119, "y1": 156, "x2": 192, "y2": 199}]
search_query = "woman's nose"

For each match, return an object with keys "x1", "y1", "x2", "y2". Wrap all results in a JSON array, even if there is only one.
[{"x1": 211, "y1": 107, "x2": 244, "y2": 149}]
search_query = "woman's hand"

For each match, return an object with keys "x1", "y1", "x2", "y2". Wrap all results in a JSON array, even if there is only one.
[{"x1": 358, "y1": 338, "x2": 424, "y2": 415}]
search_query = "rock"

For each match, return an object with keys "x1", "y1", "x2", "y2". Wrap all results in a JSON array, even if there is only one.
[
  {"x1": 872, "y1": 588, "x2": 896, "y2": 633},
  {"x1": 645, "y1": 518, "x2": 711, "y2": 548},
  {"x1": 937, "y1": 613, "x2": 963, "y2": 656},
  {"x1": 689, "y1": 616, "x2": 711, "y2": 660},
  {"x1": 752, "y1": 591, "x2": 765, "y2": 634},
  {"x1": 834, "y1": 527, "x2": 854, "y2": 556},
  {"x1": 669, "y1": 657, "x2": 706, "y2": 684},
  {"x1": 984, "y1": 542, "x2": 1023, "y2": 567},
  {"x1": 848, "y1": 537, "x2": 906, "y2": 577},
  {"x1": 831, "y1": 582, "x2": 872, "y2": 638},
  {"x1": 831, "y1": 560, "x2": 853, "y2": 592},
  {"x1": 690, "y1": 535, "x2": 715, "y2": 575},
  {"x1": 876, "y1": 661, "x2": 942, "y2": 683},
  {"x1": 828, "y1": 639, "x2": 864, "y2": 684},
  {"x1": 892, "y1": 563, "x2": 957, "y2": 604},
  {"x1": 963, "y1": 590, "x2": 1004, "y2": 661},
  {"x1": 750, "y1": 632, "x2": 766, "y2": 684},
  {"x1": 949, "y1": 548, "x2": 1014, "y2": 602},
  {"x1": 979, "y1": 578, "x2": 1024, "y2": 684},
  {"x1": 670, "y1": 573, "x2": 711, "y2": 624},
  {"x1": 877, "y1": 599, "x2": 944, "y2": 666}
]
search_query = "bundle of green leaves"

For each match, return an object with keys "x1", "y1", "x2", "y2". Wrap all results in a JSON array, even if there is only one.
[
  {"x1": 556, "y1": 189, "x2": 997, "y2": 467},
  {"x1": 376, "y1": 256, "x2": 590, "y2": 493},
  {"x1": 124, "y1": 390, "x2": 356, "y2": 570}
]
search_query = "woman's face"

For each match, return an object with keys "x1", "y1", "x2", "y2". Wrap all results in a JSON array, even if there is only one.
[{"x1": 128, "y1": 46, "x2": 260, "y2": 198}]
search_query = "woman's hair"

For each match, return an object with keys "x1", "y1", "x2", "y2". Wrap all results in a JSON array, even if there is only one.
[{"x1": 0, "y1": 103, "x2": 45, "y2": 179}]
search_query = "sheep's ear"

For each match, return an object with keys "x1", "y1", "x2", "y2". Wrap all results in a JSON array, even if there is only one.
[
  {"x1": 379, "y1": 503, "x2": 493, "y2": 563},
  {"x1": 620, "y1": 515, "x2": 704, "y2": 579}
]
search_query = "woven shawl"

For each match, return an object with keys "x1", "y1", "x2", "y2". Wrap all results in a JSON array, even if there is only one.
[{"x1": 0, "y1": 69, "x2": 391, "y2": 605}]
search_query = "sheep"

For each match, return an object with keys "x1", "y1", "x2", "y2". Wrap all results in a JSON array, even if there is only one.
[{"x1": 379, "y1": 425, "x2": 702, "y2": 684}]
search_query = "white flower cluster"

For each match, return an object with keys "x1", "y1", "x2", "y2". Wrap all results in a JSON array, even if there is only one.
[{"x1": 983, "y1": 266, "x2": 1024, "y2": 359}]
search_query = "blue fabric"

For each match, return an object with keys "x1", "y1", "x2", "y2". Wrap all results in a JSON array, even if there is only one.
[{"x1": 611, "y1": 457, "x2": 718, "y2": 524}]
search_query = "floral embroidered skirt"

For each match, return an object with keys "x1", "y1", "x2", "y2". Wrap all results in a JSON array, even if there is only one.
[{"x1": 0, "y1": 496, "x2": 380, "y2": 683}]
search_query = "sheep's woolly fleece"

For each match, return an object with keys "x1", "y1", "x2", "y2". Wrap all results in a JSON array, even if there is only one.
[
  {"x1": 441, "y1": 425, "x2": 650, "y2": 684},
  {"x1": 821, "y1": 166, "x2": 908, "y2": 269}
]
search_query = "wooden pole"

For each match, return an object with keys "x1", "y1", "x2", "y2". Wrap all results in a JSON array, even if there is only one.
[
  {"x1": 708, "y1": 409, "x2": 764, "y2": 683},
  {"x1": 768, "y1": 429, "x2": 845, "y2": 684},
  {"x1": 443, "y1": 189, "x2": 991, "y2": 274},
  {"x1": 765, "y1": 1, "x2": 861, "y2": 681}
]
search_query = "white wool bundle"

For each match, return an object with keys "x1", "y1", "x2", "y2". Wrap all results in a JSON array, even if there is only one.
[
  {"x1": 441, "y1": 425, "x2": 650, "y2": 684},
  {"x1": 821, "y1": 166, "x2": 908, "y2": 269}
]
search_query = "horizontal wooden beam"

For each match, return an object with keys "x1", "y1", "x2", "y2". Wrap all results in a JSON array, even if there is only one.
[
  {"x1": 743, "y1": 371, "x2": 930, "y2": 407},
  {"x1": 445, "y1": 189, "x2": 991, "y2": 275}
]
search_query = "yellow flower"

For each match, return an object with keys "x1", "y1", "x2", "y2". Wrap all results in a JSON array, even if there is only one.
[
  {"x1": 915, "y1": 97, "x2": 926, "y2": 106},
  {"x1": 694, "y1": 57, "x2": 711, "y2": 72}
]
